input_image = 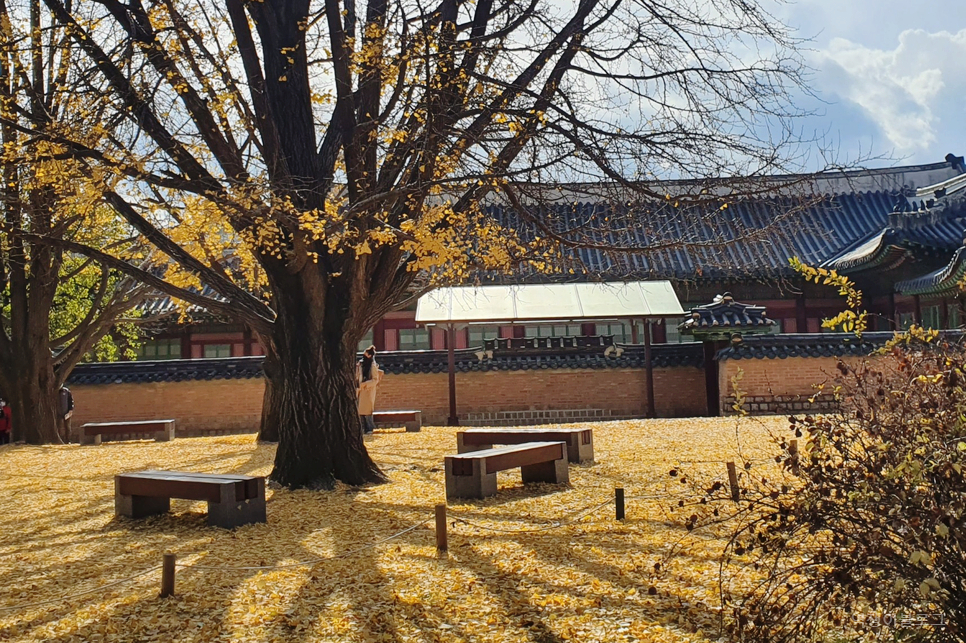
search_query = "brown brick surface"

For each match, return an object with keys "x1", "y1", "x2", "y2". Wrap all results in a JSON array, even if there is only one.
[{"x1": 71, "y1": 365, "x2": 708, "y2": 432}]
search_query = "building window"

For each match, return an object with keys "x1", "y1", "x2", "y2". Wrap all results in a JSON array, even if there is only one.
[
  {"x1": 397, "y1": 327, "x2": 431, "y2": 350},
  {"x1": 922, "y1": 305, "x2": 941, "y2": 329},
  {"x1": 358, "y1": 329, "x2": 374, "y2": 353},
  {"x1": 468, "y1": 325, "x2": 502, "y2": 347},
  {"x1": 949, "y1": 305, "x2": 961, "y2": 329},
  {"x1": 137, "y1": 338, "x2": 182, "y2": 360},
  {"x1": 596, "y1": 322, "x2": 633, "y2": 343},
  {"x1": 203, "y1": 343, "x2": 232, "y2": 358},
  {"x1": 898, "y1": 312, "x2": 915, "y2": 330},
  {"x1": 524, "y1": 324, "x2": 582, "y2": 339},
  {"x1": 663, "y1": 318, "x2": 697, "y2": 344}
]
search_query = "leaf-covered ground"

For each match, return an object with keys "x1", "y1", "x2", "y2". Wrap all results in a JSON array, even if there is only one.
[{"x1": 0, "y1": 417, "x2": 788, "y2": 642}]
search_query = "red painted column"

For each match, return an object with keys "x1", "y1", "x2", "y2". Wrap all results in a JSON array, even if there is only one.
[
  {"x1": 796, "y1": 292, "x2": 807, "y2": 334},
  {"x1": 372, "y1": 319, "x2": 386, "y2": 352},
  {"x1": 181, "y1": 329, "x2": 191, "y2": 360}
]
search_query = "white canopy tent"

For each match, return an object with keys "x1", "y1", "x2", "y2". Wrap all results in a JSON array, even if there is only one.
[
  {"x1": 415, "y1": 281, "x2": 684, "y2": 326},
  {"x1": 415, "y1": 281, "x2": 685, "y2": 424}
]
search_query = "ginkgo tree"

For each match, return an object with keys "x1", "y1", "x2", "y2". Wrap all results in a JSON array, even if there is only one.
[
  {"x1": 0, "y1": 0, "x2": 154, "y2": 444},
  {"x1": 32, "y1": 0, "x2": 817, "y2": 486}
]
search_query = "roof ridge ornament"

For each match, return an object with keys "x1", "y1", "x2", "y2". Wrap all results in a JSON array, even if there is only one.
[{"x1": 678, "y1": 294, "x2": 777, "y2": 341}]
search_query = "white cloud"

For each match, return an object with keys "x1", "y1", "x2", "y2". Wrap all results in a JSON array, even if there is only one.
[{"x1": 816, "y1": 29, "x2": 966, "y2": 155}]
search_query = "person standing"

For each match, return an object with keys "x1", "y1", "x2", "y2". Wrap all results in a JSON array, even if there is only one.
[
  {"x1": 0, "y1": 398, "x2": 10, "y2": 445},
  {"x1": 356, "y1": 346, "x2": 383, "y2": 435},
  {"x1": 59, "y1": 386, "x2": 74, "y2": 444}
]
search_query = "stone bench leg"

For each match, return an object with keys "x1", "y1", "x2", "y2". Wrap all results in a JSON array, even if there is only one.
[
  {"x1": 521, "y1": 457, "x2": 569, "y2": 485},
  {"x1": 115, "y1": 477, "x2": 169, "y2": 518},
  {"x1": 207, "y1": 479, "x2": 267, "y2": 529},
  {"x1": 81, "y1": 433, "x2": 102, "y2": 446},
  {"x1": 565, "y1": 433, "x2": 595, "y2": 463},
  {"x1": 445, "y1": 458, "x2": 497, "y2": 500},
  {"x1": 577, "y1": 430, "x2": 594, "y2": 463},
  {"x1": 154, "y1": 423, "x2": 175, "y2": 442}
]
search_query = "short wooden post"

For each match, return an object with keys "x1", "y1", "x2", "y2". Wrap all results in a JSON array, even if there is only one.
[
  {"x1": 435, "y1": 504, "x2": 448, "y2": 552},
  {"x1": 615, "y1": 487, "x2": 625, "y2": 521},
  {"x1": 726, "y1": 462, "x2": 740, "y2": 503},
  {"x1": 789, "y1": 439, "x2": 800, "y2": 475},
  {"x1": 160, "y1": 553, "x2": 176, "y2": 597}
]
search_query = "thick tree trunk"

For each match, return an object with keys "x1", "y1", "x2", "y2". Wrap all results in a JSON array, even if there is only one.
[
  {"x1": 266, "y1": 281, "x2": 385, "y2": 489},
  {"x1": 257, "y1": 349, "x2": 280, "y2": 443},
  {"x1": 3, "y1": 351, "x2": 63, "y2": 444}
]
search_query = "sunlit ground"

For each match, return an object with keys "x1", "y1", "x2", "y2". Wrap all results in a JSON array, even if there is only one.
[{"x1": 0, "y1": 416, "x2": 789, "y2": 643}]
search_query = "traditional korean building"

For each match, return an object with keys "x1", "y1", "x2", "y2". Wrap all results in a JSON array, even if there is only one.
[{"x1": 132, "y1": 154, "x2": 966, "y2": 359}]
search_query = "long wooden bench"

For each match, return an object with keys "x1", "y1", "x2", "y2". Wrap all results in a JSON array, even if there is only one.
[
  {"x1": 81, "y1": 420, "x2": 175, "y2": 445},
  {"x1": 115, "y1": 470, "x2": 266, "y2": 529},
  {"x1": 445, "y1": 442, "x2": 569, "y2": 499},
  {"x1": 456, "y1": 427, "x2": 594, "y2": 463},
  {"x1": 373, "y1": 410, "x2": 421, "y2": 432}
]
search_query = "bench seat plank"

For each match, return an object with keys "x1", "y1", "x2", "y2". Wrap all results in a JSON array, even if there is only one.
[
  {"x1": 372, "y1": 410, "x2": 421, "y2": 432},
  {"x1": 115, "y1": 469, "x2": 266, "y2": 528},
  {"x1": 118, "y1": 476, "x2": 246, "y2": 503},
  {"x1": 457, "y1": 428, "x2": 594, "y2": 463},
  {"x1": 445, "y1": 442, "x2": 569, "y2": 499},
  {"x1": 133, "y1": 470, "x2": 259, "y2": 499},
  {"x1": 81, "y1": 420, "x2": 176, "y2": 445}
]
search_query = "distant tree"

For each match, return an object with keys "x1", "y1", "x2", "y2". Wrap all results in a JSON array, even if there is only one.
[
  {"x1": 34, "y1": 0, "x2": 818, "y2": 486},
  {"x1": 0, "y1": 0, "x2": 152, "y2": 444}
]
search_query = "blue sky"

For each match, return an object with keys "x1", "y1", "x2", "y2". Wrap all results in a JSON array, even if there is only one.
[{"x1": 778, "y1": 0, "x2": 966, "y2": 168}]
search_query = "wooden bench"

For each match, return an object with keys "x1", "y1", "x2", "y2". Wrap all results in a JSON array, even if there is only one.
[
  {"x1": 115, "y1": 470, "x2": 266, "y2": 529},
  {"x1": 81, "y1": 420, "x2": 176, "y2": 445},
  {"x1": 445, "y1": 442, "x2": 569, "y2": 499},
  {"x1": 373, "y1": 410, "x2": 421, "y2": 432},
  {"x1": 457, "y1": 427, "x2": 594, "y2": 463}
]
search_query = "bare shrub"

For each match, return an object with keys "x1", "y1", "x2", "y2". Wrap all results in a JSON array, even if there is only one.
[{"x1": 685, "y1": 337, "x2": 966, "y2": 642}]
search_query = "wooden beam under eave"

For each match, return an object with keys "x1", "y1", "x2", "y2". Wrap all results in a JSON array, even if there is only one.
[
  {"x1": 447, "y1": 325, "x2": 459, "y2": 426},
  {"x1": 643, "y1": 319, "x2": 655, "y2": 419}
]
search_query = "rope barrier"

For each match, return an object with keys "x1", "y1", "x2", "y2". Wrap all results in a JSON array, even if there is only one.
[
  {"x1": 0, "y1": 565, "x2": 162, "y2": 613},
  {"x1": 450, "y1": 496, "x2": 614, "y2": 534},
  {"x1": 181, "y1": 519, "x2": 430, "y2": 572},
  {"x1": 1, "y1": 458, "x2": 777, "y2": 611}
]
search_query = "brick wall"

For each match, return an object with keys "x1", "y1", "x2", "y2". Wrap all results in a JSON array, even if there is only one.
[
  {"x1": 71, "y1": 379, "x2": 265, "y2": 437},
  {"x1": 69, "y1": 364, "x2": 707, "y2": 434},
  {"x1": 718, "y1": 356, "x2": 859, "y2": 415},
  {"x1": 378, "y1": 367, "x2": 707, "y2": 425}
]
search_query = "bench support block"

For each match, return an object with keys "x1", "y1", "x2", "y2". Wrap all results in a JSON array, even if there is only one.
[
  {"x1": 116, "y1": 477, "x2": 171, "y2": 519},
  {"x1": 572, "y1": 431, "x2": 594, "y2": 464},
  {"x1": 521, "y1": 458, "x2": 569, "y2": 485},
  {"x1": 81, "y1": 433, "x2": 103, "y2": 446},
  {"x1": 445, "y1": 458, "x2": 497, "y2": 500},
  {"x1": 207, "y1": 478, "x2": 266, "y2": 529},
  {"x1": 154, "y1": 422, "x2": 176, "y2": 442}
]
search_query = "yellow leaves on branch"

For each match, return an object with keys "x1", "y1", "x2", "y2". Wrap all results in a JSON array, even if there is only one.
[{"x1": 789, "y1": 257, "x2": 868, "y2": 336}]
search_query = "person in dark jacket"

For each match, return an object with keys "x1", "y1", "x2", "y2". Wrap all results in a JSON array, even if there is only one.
[{"x1": 0, "y1": 398, "x2": 10, "y2": 445}]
